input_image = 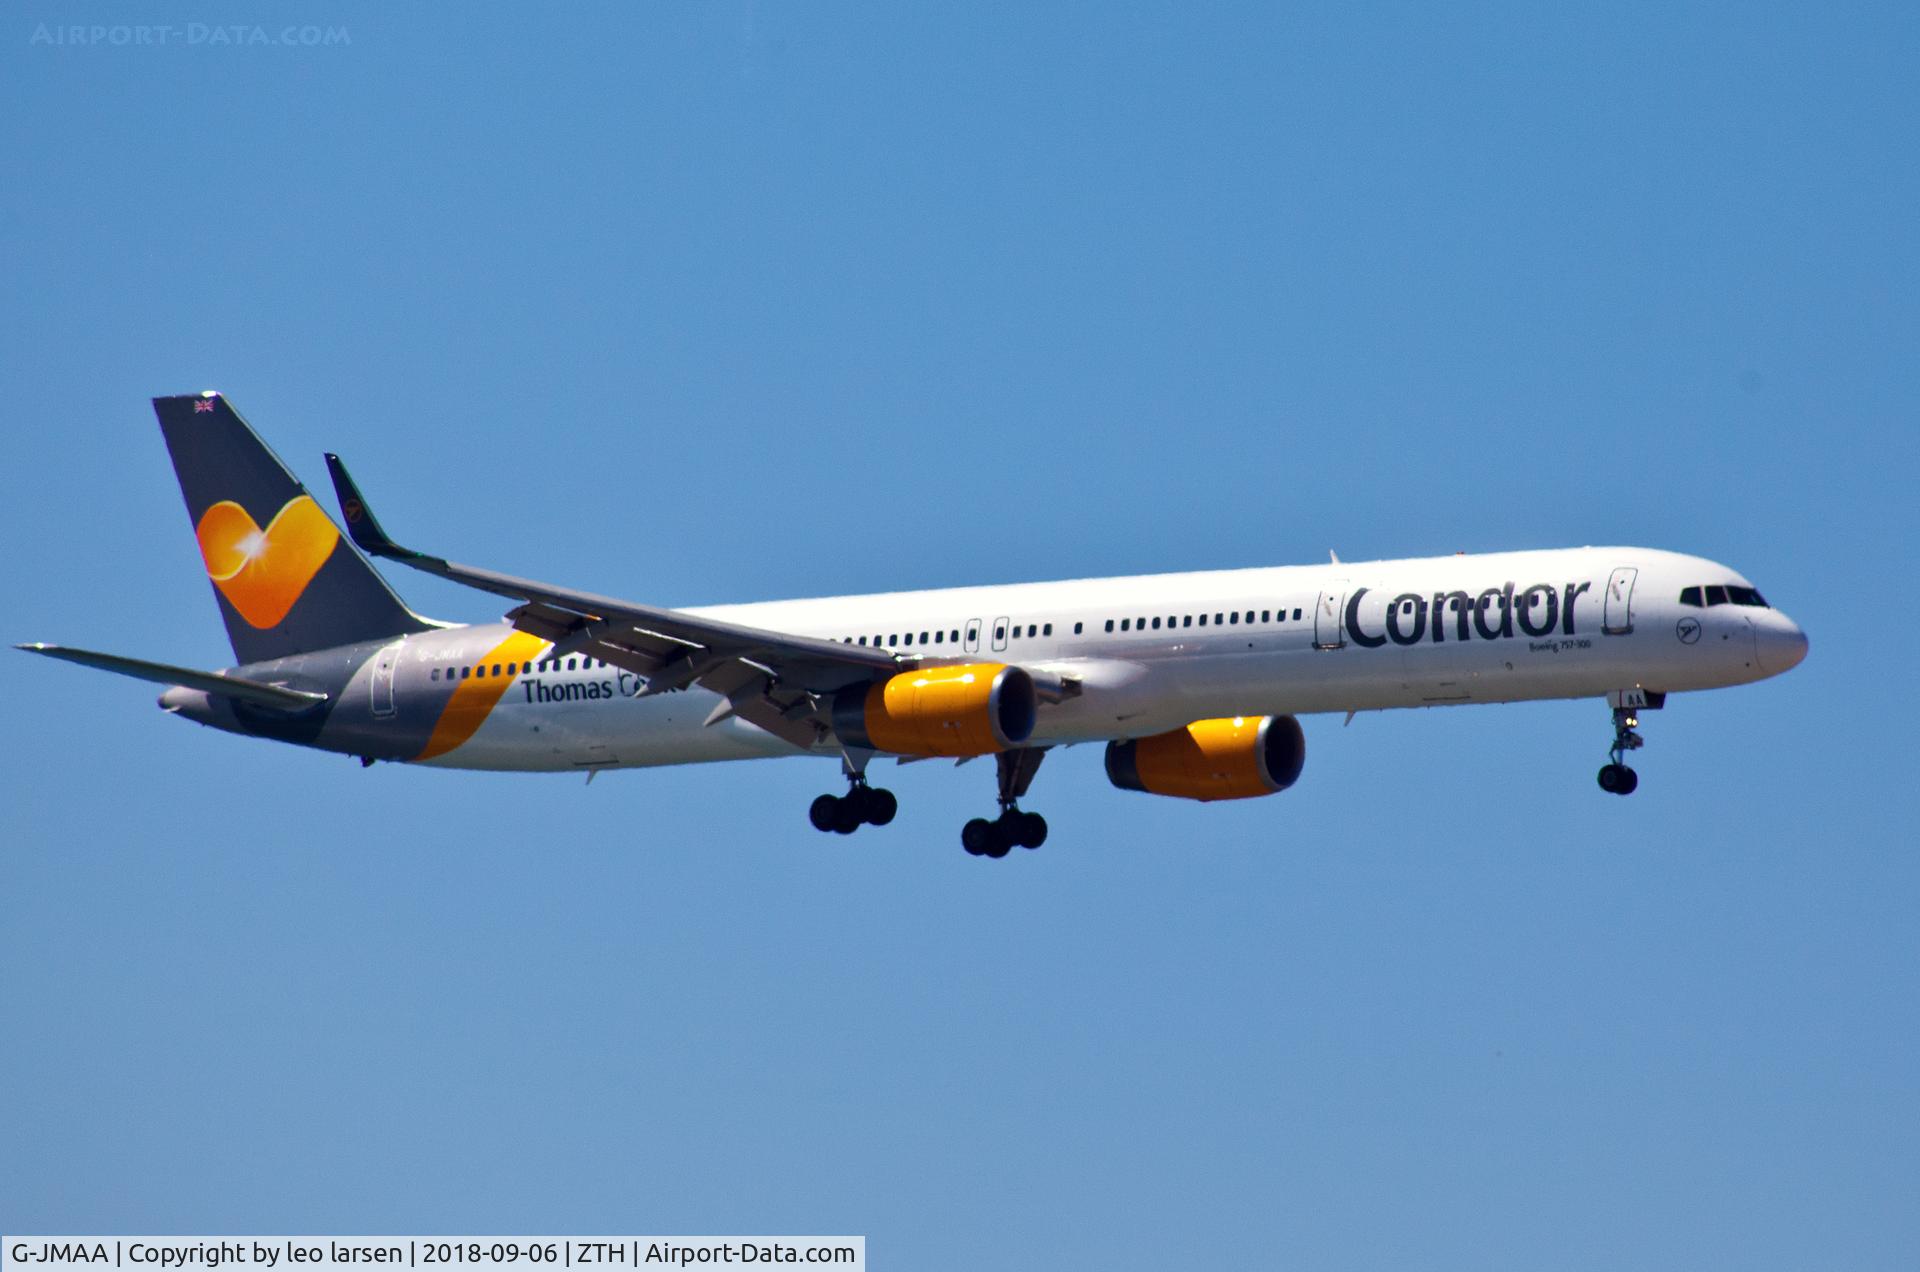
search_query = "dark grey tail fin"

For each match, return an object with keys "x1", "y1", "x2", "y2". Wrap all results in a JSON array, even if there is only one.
[{"x1": 153, "y1": 392, "x2": 433, "y2": 665}]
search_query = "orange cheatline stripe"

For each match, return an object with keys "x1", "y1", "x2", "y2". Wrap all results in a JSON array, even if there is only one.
[{"x1": 416, "y1": 631, "x2": 552, "y2": 761}]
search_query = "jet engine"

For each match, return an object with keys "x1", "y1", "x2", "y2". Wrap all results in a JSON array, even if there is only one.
[
  {"x1": 833, "y1": 663, "x2": 1037, "y2": 757},
  {"x1": 1105, "y1": 715, "x2": 1306, "y2": 801}
]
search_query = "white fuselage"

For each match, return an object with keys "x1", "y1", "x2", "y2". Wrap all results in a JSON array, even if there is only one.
[{"x1": 333, "y1": 545, "x2": 1805, "y2": 773}]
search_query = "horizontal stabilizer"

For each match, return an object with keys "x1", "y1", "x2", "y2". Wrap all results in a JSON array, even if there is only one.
[{"x1": 16, "y1": 643, "x2": 328, "y2": 712}]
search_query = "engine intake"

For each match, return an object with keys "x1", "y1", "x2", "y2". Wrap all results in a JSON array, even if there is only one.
[
  {"x1": 1105, "y1": 715, "x2": 1306, "y2": 801},
  {"x1": 833, "y1": 663, "x2": 1037, "y2": 757}
]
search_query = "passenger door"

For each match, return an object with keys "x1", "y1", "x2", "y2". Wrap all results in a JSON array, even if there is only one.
[
  {"x1": 369, "y1": 640, "x2": 401, "y2": 718},
  {"x1": 1603, "y1": 567, "x2": 1638, "y2": 635},
  {"x1": 991, "y1": 616, "x2": 1010, "y2": 653},
  {"x1": 1314, "y1": 582, "x2": 1347, "y2": 649},
  {"x1": 964, "y1": 619, "x2": 981, "y2": 654}
]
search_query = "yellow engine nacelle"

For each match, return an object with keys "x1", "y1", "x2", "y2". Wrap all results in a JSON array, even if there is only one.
[
  {"x1": 832, "y1": 663, "x2": 1037, "y2": 757},
  {"x1": 1104, "y1": 715, "x2": 1306, "y2": 801}
]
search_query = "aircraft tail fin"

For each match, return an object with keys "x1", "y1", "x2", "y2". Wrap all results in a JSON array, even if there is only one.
[{"x1": 152, "y1": 392, "x2": 434, "y2": 665}]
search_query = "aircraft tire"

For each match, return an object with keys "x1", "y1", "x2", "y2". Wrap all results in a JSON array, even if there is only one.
[
  {"x1": 1014, "y1": 811, "x2": 1047, "y2": 849},
  {"x1": 809, "y1": 794, "x2": 840, "y2": 832},
  {"x1": 962, "y1": 818, "x2": 993, "y2": 856},
  {"x1": 864, "y1": 787, "x2": 898, "y2": 827}
]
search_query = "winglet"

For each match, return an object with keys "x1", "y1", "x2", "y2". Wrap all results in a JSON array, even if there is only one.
[{"x1": 324, "y1": 453, "x2": 429, "y2": 564}]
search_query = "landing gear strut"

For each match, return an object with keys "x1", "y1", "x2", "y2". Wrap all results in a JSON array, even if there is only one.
[
  {"x1": 962, "y1": 748, "x2": 1050, "y2": 858},
  {"x1": 809, "y1": 751, "x2": 897, "y2": 835},
  {"x1": 1597, "y1": 701, "x2": 1644, "y2": 796}
]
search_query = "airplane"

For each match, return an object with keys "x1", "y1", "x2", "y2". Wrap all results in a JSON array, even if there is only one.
[{"x1": 20, "y1": 393, "x2": 1809, "y2": 858}]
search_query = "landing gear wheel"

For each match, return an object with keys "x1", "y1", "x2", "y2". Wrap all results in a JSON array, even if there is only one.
[
  {"x1": 983, "y1": 824, "x2": 1014, "y2": 858},
  {"x1": 962, "y1": 818, "x2": 993, "y2": 856},
  {"x1": 831, "y1": 797, "x2": 863, "y2": 834},
  {"x1": 863, "y1": 787, "x2": 898, "y2": 827},
  {"x1": 1597, "y1": 763, "x2": 1638, "y2": 795},
  {"x1": 809, "y1": 794, "x2": 840, "y2": 832},
  {"x1": 1013, "y1": 810, "x2": 1048, "y2": 849}
]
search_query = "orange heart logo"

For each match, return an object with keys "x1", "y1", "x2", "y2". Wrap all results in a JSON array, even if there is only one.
[{"x1": 195, "y1": 495, "x2": 340, "y2": 629}]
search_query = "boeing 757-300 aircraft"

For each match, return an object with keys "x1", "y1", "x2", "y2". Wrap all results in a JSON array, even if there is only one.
[{"x1": 21, "y1": 393, "x2": 1809, "y2": 857}]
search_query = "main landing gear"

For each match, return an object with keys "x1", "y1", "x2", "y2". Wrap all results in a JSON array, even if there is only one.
[
  {"x1": 1597, "y1": 697, "x2": 1651, "y2": 796},
  {"x1": 809, "y1": 751, "x2": 897, "y2": 835},
  {"x1": 962, "y1": 748, "x2": 1050, "y2": 859}
]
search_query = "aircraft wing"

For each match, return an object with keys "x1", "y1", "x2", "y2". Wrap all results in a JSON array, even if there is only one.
[{"x1": 324, "y1": 454, "x2": 899, "y2": 749}]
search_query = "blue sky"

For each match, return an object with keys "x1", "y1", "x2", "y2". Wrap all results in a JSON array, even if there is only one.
[{"x1": 2, "y1": 2, "x2": 1915, "y2": 1267}]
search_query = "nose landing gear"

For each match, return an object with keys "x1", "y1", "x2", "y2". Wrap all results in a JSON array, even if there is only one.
[
  {"x1": 1596, "y1": 691, "x2": 1662, "y2": 795},
  {"x1": 962, "y1": 747, "x2": 1050, "y2": 858}
]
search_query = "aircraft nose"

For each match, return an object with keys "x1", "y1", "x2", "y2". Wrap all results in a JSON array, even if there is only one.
[{"x1": 1755, "y1": 615, "x2": 1809, "y2": 675}]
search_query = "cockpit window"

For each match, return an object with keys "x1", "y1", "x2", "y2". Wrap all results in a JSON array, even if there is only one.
[{"x1": 1680, "y1": 583, "x2": 1769, "y2": 608}]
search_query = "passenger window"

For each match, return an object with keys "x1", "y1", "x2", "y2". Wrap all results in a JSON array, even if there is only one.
[
  {"x1": 1043, "y1": 623, "x2": 1053, "y2": 636},
  {"x1": 1261, "y1": 610, "x2": 1270, "y2": 622},
  {"x1": 858, "y1": 636, "x2": 867, "y2": 645},
  {"x1": 994, "y1": 626, "x2": 1004, "y2": 641},
  {"x1": 1215, "y1": 613, "x2": 1224, "y2": 625},
  {"x1": 1121, "y1": 619, "x2": 1131, "y2": 632},
  {"x1": 1229, "y1": 612, "x2": 1238, "y2": 625},
  {"x1": 950, "y1": 630, "x2": 960, "y2": 642},
  {"x1": 1705, "y1": 585, "x2": 1728, "y2": 607},
  {"x1": 920, "y1": 631, "x2": 929, "y2": 643},
  {"x1": 1293, "y1": 608, "x2": 1302, "y2": 621},
  {"x1": 1183, "y1": 615, "x2": 1192, "y2": 628},
  {"x1": 1199, "y1": 614, "x2": 1208, "y2": 626},
  {"x1": 430, "y1": 668, "x2": 439, "y2": 681},
  {"x1": 1104, "y1": 620, "x2": 1114, "y2": 633},
  {"x1": 1073, "y1": 622, "x2": 1083, "y2": 635},
  {"x1": 1151, "y1": 617, "x2": 1161, "y2": 629}
]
